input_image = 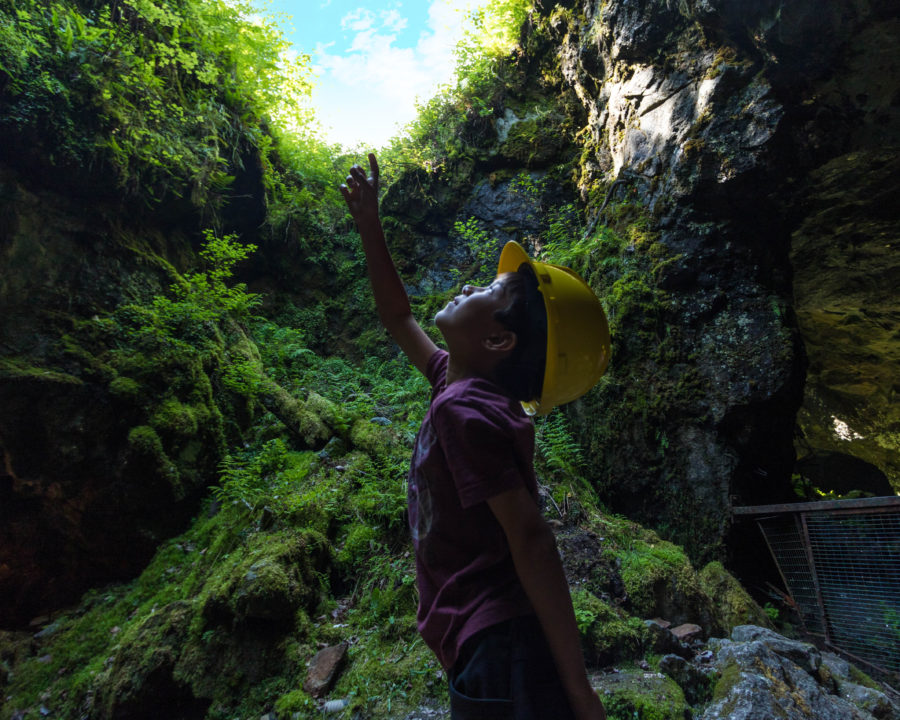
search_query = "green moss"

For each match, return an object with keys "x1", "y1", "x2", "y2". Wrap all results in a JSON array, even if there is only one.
[
  {"x1": 127, "y1": 424, "x2": 183, "y2": 498},
  {"x1": 0, "y1": 357, "x2": 82, "y2": 384},
  {"x1": 698, "y1": 561, "x2": 771, "y2": 631},
  {"x1": 151, "y1": 397, "x2": 200, "y2": 436},
  {"x1": 198, "y1": 528, "x2": 329, "y2": 626},
  {"x1": 263, "y1": 383, "x2": 331, "y2": 447},
  {"x1": 573, "y1": 590, "x2": 649, "y2": 663},
  {"x1": 499, "y1": 113, "x2": 571, "y2": 166},
  {"x1": 847, "y1": 663, "x2": 882, "y2": 690},
  {"x1": 350, "y1": 418, "x2": 395, "y2": 456},
  {"x1": 619, "y1": 539, "x2": 695, "y2": 618},
  {"x1": 600, "y1": 666, "x2": 690, "y2": 720},
  {"x1": 334, "y1": 633, "x2": 444, "y2": 717},
  {"x1": 128, "y1": 424, "x2": 163, "y2": 455},
  {"x1": 92, "y1": 601, "x2": 194, "y2": 719},
  {"x1": 274, "y1": 688, "x2": 316, "y2": 715},
  {"x1": 108, "y1": 375, "x2": 142, "y2": 399},
  {"x1": 305, "y1": 391, "x2": 343, "y2": 430},
  {"x1": 711, "y1": 661, "x2": 743, "y2": 703},
  {"x1": 337, "y1": 523, "x2": 379, "y2": 565},
  {"x1": 1, "y1": 585, "x2": 134, "y2": 718}
]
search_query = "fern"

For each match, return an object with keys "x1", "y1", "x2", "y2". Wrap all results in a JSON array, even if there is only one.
[{"x1": 535, "y1": 412, "x2": 584, "y2": 478}]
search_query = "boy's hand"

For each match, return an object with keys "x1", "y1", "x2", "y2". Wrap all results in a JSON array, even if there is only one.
[{"x1": 340, "y1": 153, "x2": 380, "y2": 225}]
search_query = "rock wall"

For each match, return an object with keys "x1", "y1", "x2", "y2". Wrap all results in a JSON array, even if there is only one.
[
  {"x1": 0, "y1": 165, "x2": 203, "y2": 624},
  {"x1": 563, "y1": 0, "x2": 900, "y2": 509}
]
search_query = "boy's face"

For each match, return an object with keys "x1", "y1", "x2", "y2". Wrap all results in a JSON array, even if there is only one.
[
  {"x1": 435, "y1": 274, "x2": 511, "y2": 327},
  {"x1": 435, "y1": 274, "x2": 516, "y2": 356}
]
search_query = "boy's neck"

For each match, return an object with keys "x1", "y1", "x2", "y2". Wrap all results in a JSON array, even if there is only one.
[{"x1": 445, "y1": 353, "x2": 497, "y2": 387}]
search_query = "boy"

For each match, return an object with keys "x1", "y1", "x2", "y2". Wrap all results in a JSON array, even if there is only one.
[{"x1": 340, "y1": 154, "x2": 607, "y2": 719}]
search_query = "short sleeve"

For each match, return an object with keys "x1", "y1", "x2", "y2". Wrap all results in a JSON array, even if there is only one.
[
  {"x1": 424, "y1": 350, "x2": 449, "y2": 389},
  {"x1": 433, "y1": 390, "x2": 528, "y2": 508}
]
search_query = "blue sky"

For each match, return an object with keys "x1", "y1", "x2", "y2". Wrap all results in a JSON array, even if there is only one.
[{"x1": 256, "y1": 0, "x2": 486, "y2": 149}]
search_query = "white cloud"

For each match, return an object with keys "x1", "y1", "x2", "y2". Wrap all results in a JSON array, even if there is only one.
[
  {"x1": 340, "y1": 8, "x2": 375, "y2": 32},
  {"x1": 309, "y1": 0, "x2": 487, "y2": 148},
  {"x1": 380, "y1": 8, "x2": 407, "y2": 33}
]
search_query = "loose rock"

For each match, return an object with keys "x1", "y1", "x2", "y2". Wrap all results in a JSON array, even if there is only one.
[{"x1": 303, "y1": 643, "x2": 348, "y2": 698}]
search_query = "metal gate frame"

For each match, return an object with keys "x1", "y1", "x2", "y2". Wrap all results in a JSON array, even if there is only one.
[{"x1": 734, "y1": 496, "x2": 900, "y2": 682}]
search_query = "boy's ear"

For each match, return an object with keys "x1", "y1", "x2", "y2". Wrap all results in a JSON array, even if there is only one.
[{"x1": 483, "y1": 330, "x2": 517, "y2": 353}]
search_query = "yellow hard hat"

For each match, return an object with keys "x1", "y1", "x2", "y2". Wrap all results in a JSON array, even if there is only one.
[{"x1": 497, "y1": 241, "x2": 611, "y2": 416}]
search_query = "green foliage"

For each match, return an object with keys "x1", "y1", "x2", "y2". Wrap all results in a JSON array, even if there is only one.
[
  {"x1": 386, "y1": 0, "x2": 533, "y2": 169},
  {"x1": 251, "y1": 321, "x2": 430, "y2": 444},
  {"x1": 0, "y1": 0, "x2": 328, "y2": 213},
  {"x1": 572, "y1": 589, "x2": 600, "y2": 635},
  {"x1": 213, "y1": 439, "x2": 315, "y2": 508},
  {"x1": 108, "y1": 231, "x2": 259, "y2": 364},
  {"x1": 451, "y1": 216, "x2": 503, "y2": 285},
  {"x1": 536, "y1": 412, "x2": 585, "y2": 477}
]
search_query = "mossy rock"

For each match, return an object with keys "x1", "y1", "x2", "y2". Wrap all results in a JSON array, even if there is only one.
[
  {"x1": 349, "y1": 417, "x2": 396, "y2": 456},
  {"x1": 0, "y1": 357, "x2": 83, "y2": 384},
  {"x1": 698, "y1": 561, "x2": 771, "y2": 633},
  {"x1": 199, "y1": 529, "x2": 329, "y2": 626},
  {"x1": 596, "y1": 666, "x2": 691, "y2": 720},
  {"x1": 91, "y1": 601, "x2": 200, "y2": 719},
  {"x1": 304, "y1": 391, "x2": 342, "y2": 429},
  {"x1": 618, "y1": 537, "x2": 717, "y2": 628},
  {"x1": 498, "y1": 114, "x2": 572, "y2": 167},
  {"x1": 128, "y1": 424, "x2": 183, "y2": 499},
  {"x1": 151, "y1": 397, "x2": 203, "y2": 437},
  {"x1": 574, "y1": 590, "x2": 650, "y2": 665},
  {"x1": 582, "y1": 514, "x2": 753, "y2": 635},
  {"x1": 260, "y1": 382, "x2": 332, "y2": 448},
  {"x1": 108, "y1": 375, "x2": 142, "y2": 400}
]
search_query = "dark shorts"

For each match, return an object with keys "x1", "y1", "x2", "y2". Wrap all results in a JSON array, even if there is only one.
[{"x1": 449, "y1": 615, "x2": 576, "y2": 720}]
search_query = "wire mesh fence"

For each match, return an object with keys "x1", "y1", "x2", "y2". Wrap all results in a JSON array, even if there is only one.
[{"x1": 735, "y1": 496, "x2": 900, "y2": 681}]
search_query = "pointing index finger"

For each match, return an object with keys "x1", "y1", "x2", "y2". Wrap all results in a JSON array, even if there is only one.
[{"x1": 368, "y1": 153, "x2": 380, "y2": 181}]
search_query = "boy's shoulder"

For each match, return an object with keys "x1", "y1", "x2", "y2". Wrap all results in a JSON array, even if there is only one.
[
  {"x1": 424, "y1": 349, "x2": 530, "y2": 431},
  {"x1": 432, "y1": 374, "x2": 528, "y2": 433}
]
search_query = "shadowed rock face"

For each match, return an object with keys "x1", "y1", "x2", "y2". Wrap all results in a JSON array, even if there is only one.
[
  {"x1": 563, "y1": 0, "x2": 899, "y2": 524},
  {"x1": 791, "y1": 151, "x2": 900, "y2": 492},
  {"x1": 0, "y1": 165, "x2": 244, "y2": 626},
  {"x1": 561, "y1": 1, "x2": 900, "y2": 544}
]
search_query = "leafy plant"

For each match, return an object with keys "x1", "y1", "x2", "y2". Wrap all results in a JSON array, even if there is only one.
[
  {"x1": 0, "y1": 0, "x2": 326, "y2": 214},
  {"x1": 536, "y1": 412, "x2": 585, "y2": 478},
  {"x1": 452, "y1": 216, "x2": 502, "y2": 285},
  {"x1": 571, "y1": 589, "x2": 600, "y2": 635}
]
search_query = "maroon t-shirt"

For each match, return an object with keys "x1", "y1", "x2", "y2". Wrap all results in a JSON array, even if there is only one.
[{"x1": 408, "y1": 349, "x2": 537, "y2": 670}]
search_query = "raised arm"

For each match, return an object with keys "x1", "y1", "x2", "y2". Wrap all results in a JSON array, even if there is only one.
[{"x1": 340, "y1": 153, "x2": 437, "y2": 375}]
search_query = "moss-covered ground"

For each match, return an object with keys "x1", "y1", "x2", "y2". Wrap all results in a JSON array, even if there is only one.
[{"x1": 0, "y1": 378, "x2": 766, "y2": 719}]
